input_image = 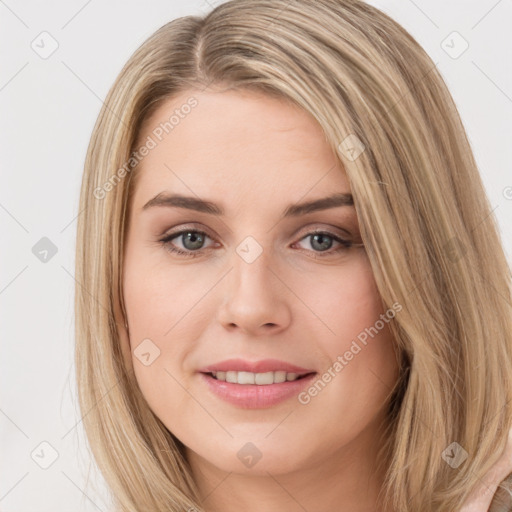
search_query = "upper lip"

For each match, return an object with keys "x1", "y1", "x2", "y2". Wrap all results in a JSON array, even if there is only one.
[{"x1": 198, "y1": 358, "x2": 316, "y2": 375}]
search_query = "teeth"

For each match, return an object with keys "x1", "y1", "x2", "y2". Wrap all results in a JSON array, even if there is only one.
[{"x1": 212, "y1": 370, "x2": 302, "y2": 385}]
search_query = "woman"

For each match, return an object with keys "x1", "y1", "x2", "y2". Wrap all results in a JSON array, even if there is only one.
[{"x1": 74, "y1": 0, "x2": 512, "y2": 510}]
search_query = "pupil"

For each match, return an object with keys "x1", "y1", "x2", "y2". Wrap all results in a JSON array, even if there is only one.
[{"x1": 311, "y1": 234, "x2": 332, "y2": 251}]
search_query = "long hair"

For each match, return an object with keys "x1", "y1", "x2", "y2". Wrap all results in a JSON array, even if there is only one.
[{"x1": 74, "y1": 1, "x2": 512, "y2": 510}]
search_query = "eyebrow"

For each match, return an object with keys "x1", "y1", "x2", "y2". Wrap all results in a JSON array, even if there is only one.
[{"x1": 141, "y1": 192, "x2": 354, "y2": 218}]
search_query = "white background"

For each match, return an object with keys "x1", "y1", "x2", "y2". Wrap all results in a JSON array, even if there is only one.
[{"x1": 1, "y1": 0, "x2": 511, "y2": 510}]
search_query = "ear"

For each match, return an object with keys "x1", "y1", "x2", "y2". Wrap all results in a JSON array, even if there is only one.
[
  {"x1": 459, "y1": 427, "x2": 512, "y2": 512},
  {"x1": 488, "y1": 473, "x2": 512, "y2": 511}
]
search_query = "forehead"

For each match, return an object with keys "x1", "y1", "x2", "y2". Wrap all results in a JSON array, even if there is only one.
[{"x1": 132, "y1": 89, "x2": 351, "y2": 214}]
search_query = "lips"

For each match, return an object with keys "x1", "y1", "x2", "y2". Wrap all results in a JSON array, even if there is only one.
[
  {"x1": 199, "y1": 371, "x2": 318, "y2": 409},
  {"x1": 198, "y1": 358, "x2": 315, "y2": 376}
]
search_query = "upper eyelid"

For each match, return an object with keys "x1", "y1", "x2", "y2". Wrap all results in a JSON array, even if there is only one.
[{"x1": 161, "y1": 224, "x2": 353, "y2": 241}]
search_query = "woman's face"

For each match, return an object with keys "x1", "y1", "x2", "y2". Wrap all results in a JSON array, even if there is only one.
[{"x1": 122, "y1": 88, "x2": 399, "y2": 481}]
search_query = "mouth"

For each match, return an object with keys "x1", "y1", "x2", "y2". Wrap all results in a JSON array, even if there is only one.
[
  {"x1": 204, "y1": 370, "x2": 316, "y2": 385},
  {"x1": 199, "y1": 370, "x2": 318, "y2": 409}
]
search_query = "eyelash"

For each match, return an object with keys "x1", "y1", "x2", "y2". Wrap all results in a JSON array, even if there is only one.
[{"x1": 158, "y1": 228, "x2": 358, "y2": 260}]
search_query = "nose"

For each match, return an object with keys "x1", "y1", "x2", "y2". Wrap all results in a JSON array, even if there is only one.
[{"x1": 216, "y1": 249, "x2": 292, "y2": 336}]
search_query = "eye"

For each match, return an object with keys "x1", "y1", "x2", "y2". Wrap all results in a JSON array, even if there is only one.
[
  {"x1": 158, "y1": 227, "x2": 362, "y2": 259},
  {"x1": 292, "y1": 230, "x2": 355, "y2": 259},
  {"x1": 159, "y1": 229, "x2": 216, "y2": 258}
]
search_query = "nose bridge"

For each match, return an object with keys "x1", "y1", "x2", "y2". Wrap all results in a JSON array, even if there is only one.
[
  {"x1": 216, "y1": 234, "x2": 291, "y2": 332},
  {"x1": 230, "y1": 235, "x2": 276, "y2": 302}
]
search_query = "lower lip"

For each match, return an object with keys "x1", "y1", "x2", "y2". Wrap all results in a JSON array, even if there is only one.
[{"x1": 199, "y1": 372, "x2": 317, "y2": 409}]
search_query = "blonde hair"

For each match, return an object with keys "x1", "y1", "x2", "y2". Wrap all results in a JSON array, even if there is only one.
[{"x1": 74, "y1": 1, "x2": 512, "y2": 510}]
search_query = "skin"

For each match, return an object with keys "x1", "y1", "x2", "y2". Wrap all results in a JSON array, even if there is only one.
[{"x1": 120, "y1": 87, "x2": 508, "y2": 511}]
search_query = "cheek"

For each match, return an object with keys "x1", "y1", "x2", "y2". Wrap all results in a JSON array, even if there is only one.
[
  {"x1": 122, "y1": 241, "x2": 222, "y2": 400},
  {"x1": 299, "y1": 257, "x2": 398, "y2": 391},
  {"x1": 298, "y1": 256, "x2": 386, "y2": 345},
  {"x1": 291, "y1": 266, "x2": 398, "y2": 449},
  {"x1": 122, "y1": 256, "x2": 198, "y2": 414},
  {"x1": 121, "y1": 246, "x2": 187, "y2": 384},
  {"x1": 122, "y1": 243, "x2": 204, "y2": 338}
]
